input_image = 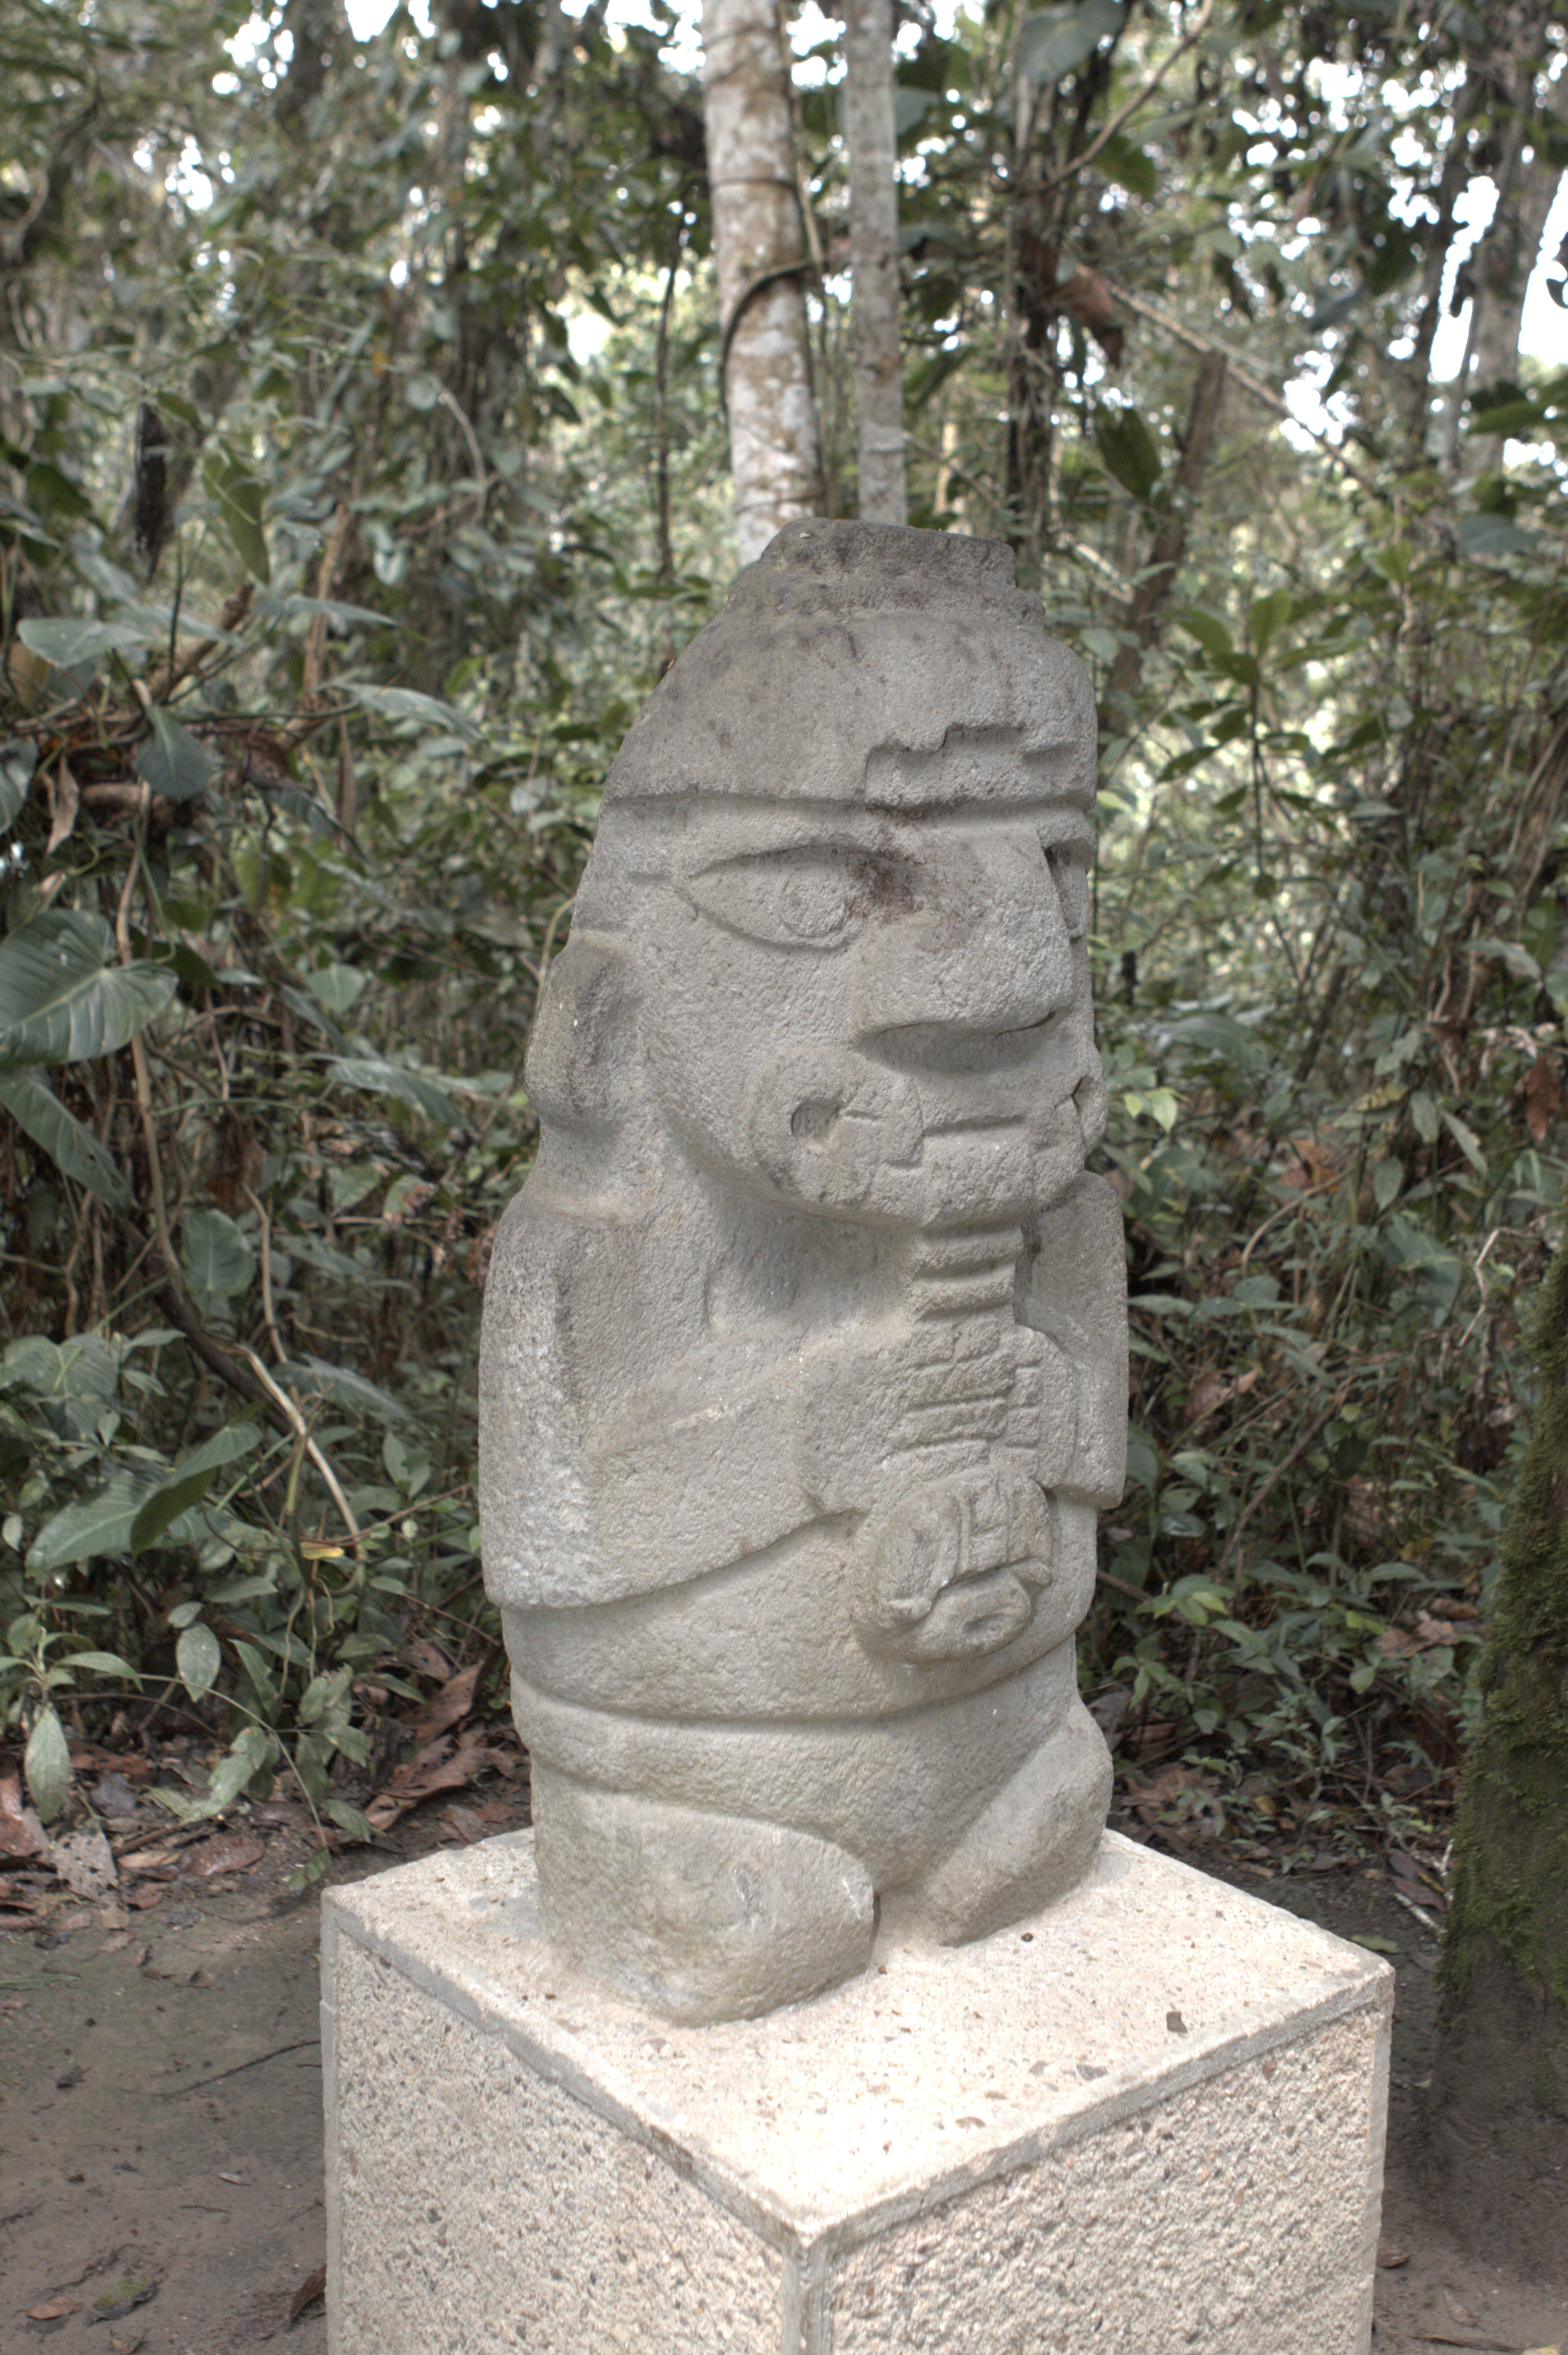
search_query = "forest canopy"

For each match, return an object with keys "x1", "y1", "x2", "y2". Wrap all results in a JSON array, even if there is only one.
[{"x1": 1, "y1": 0, "x2": 1566, "y2": 1871}]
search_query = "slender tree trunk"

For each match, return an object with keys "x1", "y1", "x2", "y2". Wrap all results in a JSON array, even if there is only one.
[
  {"x1": 701, "y1": 0, "x2": 823, "y2": 566},
  {"x1": 1400, "y1": 64, "x2": 1487, "y2": 466},
  {"x1": 1442, "y1": 25, "x2": 1567, "y2": 475},
  {"x1": 1425, "y1": 1234, "x2": 1568, "y2": 2275},
  {"x1": 842, "y1": 0, "x2": 906, "y2": 524},
  {"x1": 1102, "y1": 350, "x2": 1228, "y2": 727}
]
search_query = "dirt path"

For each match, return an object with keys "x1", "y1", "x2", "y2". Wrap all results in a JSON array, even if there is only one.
[{"x1": 4, "y1": 1805, "x2": 1564, "y2": 2354}]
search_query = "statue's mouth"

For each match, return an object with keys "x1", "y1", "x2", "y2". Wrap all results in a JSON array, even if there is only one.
[{"x1": 868, "y1": 1016, "x2": 1059, "y2": 1076}]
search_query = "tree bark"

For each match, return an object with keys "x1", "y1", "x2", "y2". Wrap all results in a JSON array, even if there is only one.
[
  {"x1": 1425, "y1": 1235, "x2": 1568, "y2": 2277},
  {"x1": 701, "y1": 0, "x2": 823, "y2": 566},
  {"x1": 842, "y1": 0, "x2": 906, "y2": 524}
]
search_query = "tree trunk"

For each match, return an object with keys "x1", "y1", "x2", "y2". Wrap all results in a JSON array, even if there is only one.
[
  {"x1": 841, "y1": 0, "x2": 906, "y2": 525},
  {"x1": 1425, "y1": 1235, "x2": 1568, "y2": 2277},
  {"x1": 1442, "y1": 25, "x2": 1568, "y2": 476},
  {"x1": 1102, "y1": 350, "x2": 1228, "y2": 729},
  {"x1": 701, "y1": 0, "x2": 822, "y2": 566}
]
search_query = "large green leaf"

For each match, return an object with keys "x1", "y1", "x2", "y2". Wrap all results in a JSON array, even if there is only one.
[
  {"x1": 1018, "y1": 0, "x2": 1125, "y2": 85},
  {"x1": 0, "y1": 910, "x2": 175, "y2": 1067},
  {"x1": 181, "y1": 1207, "x2": 256, "y2": 1298},
  {"x1": 129, "y1": 1422, "x2": 260, "y2": 1555},
  {"x1": 203, "y1": 448, "x2": 271, "y2": 583},
  {"x1": 341, "y1": 683, "x2": 477, "y2": 739},
  {"x1": 281, "y1": 1354, "x2": 413, "y2": 1423},
  {"x1": 16, "y1": 615, "x2": 154, "y2": 669},
  {"x1": 0, "y1": 1068, "x2": 131, "y2": 1208},
  {"x1": 176, "y1": 1622, "x2": 222, "y2": 1703},
  {"x1": 28, "y1": 1472, "x2": 157, "y2": 1573},
  {"x1": 24, "y1": 1704, "x2": 72, "y2": 1822},
  {"x1": 207, "y1": 1724, "x2": 276, "y2": 1811},
  {"x1": 1095, "y1": 403, "x2": 1163, "y2": 504},
  {"x1": 326, "y1": 1054, "x2": 461, "y2": 1125},
  {"x1": 137, "y1": 705, "x2": 219, "y2": 802},
  {"x1": 1454, "y1": 513, "x2": 1538, "y2": 560},
  {"x1": 1, "y1": 1333, "x2": 123, "y2": 1431}
]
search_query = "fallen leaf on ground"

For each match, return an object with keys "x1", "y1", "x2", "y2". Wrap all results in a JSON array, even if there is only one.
[
  {"x1": 89, "y1": 2275, "x2": 157, "y2": 2323},
  {"x1": 1, "y1": 1770, "x2": 48, "y2": 1859},
  {"x1": 1376, "y1": 2237, "x2": 1410, "y2": 2267},
  {"x1": 409, "y1": 1659, "x2": 485, "y2": 1746},
  {"x1": 401, "y1": 1637, "x2": 451, "y2": 1683},
  {"x1": 183, "y1": 1833, "x2": 265, "y2": 1879},
  {"x1": 27, "y1": 2300, "x2": 80, "y2": 2321},
  {"x1": 1389, "y1": 1851, "x2": 1446, "y2": 1907},
  {"x1": 439, "y1": 1804, "x2": 488, "y2": 1844},
  {"x1": 49, "y1": 1828, "x2": 118, "y2": 1901},
  {"x1": 1414, "y1": 1610, "x2": 1471, "y2": 1647},
  {"x1": 366, "y1": 1734, "x2": 500, "y2": 1830},
  {"x1": 288, "y1": 2264, "x2": 327, "y2": 2327},
  {"x1": 90, "y1": 1773, "x2": 142, "y2": 1816},
  {"x1": 1125, "y1": 1763, "x2": 1212, "y2": 1814},
  {"x1": 113, "y1": 1839, "x2": 181, "y2": 1871},
  {"x1": 125, "y1": 1886, "x2": 165, "y2": 1911}
]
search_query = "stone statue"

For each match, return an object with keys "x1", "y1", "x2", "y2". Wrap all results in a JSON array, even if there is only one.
[{"x1": 478, "y1": 520, "x2": 1127, "y2": 2023}]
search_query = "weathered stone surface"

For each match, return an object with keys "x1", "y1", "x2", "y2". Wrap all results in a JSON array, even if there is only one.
[
  {"x1": 322, "y1": 1830, "x2": 1393, "y2": 2355},
  {"x1": 478, "y1": 519, "x2": 1128, "y2": 2020}
]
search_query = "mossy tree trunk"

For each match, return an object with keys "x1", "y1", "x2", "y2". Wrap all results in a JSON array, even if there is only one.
[{"x1": 1426, "y1": 1240, "x2": 1568, "y2": 2275}]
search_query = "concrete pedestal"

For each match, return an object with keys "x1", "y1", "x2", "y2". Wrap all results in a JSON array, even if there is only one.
[{"x1": 322, "y1": 1830, "x2": 1390, "y2": 2355}]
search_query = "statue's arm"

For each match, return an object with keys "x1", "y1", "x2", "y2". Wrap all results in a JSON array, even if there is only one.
[
  {"x1": 1015, "y1": 1171, "x2": 1128, "y2": 1507},
  {"x1": 479, "y1": 1188, "x2": 832, "y2": 1605}
]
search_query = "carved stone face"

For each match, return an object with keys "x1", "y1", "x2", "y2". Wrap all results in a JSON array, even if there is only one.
[{"x1": 591, "y1": 738, "x2": 1107, "y2": 1229}]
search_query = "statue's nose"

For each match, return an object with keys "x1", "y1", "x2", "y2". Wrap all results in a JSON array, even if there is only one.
[{"x1": 850, "y1": 832, "x2": 1079, "y2": 1043}]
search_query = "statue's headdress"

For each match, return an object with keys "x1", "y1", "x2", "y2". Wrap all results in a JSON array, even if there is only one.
[{"x1": 600, "y1": 521, "x2": 1096, "y2": 809}]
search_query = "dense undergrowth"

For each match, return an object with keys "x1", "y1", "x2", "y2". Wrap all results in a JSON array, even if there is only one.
[{"x1": 3, "y1": 0, "x2": 1567, "y2": 1872}]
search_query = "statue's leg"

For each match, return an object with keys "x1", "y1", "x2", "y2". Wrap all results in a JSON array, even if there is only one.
[
  {"x1": 892, "y1": 1694, "x2": 1111, "y2": 1947},
  {"x1": 531, "y1": 1763, "x2": 877, "y2": 2023}
]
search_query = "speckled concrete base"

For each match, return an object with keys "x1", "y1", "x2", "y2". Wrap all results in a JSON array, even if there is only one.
[{"x1": 322, "y1": 1830, "x2": 1391, "y2": 2355}]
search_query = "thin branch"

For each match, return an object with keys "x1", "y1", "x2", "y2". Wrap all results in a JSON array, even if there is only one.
[
  {"x1": 1217, "y1": 1377, "x2": 1359, "y2": 1581},
  {"x1": 234, "y1": 1346, "x2": 362, "y2": 1545},
  {"x1": 157, "y1": 2039, "x2": 321, "y2": 2100},
  {"x1": 1099, "y1": 280, "x2": 1387, "y2": 502},
  {"x1": 1041, "y1": 0, "x2": 1216, "y2": 198}
]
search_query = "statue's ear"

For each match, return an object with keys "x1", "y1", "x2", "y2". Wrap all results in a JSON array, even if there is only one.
[{"x1": 524, "y1": 932, "x2": 638, "y2": 1135}]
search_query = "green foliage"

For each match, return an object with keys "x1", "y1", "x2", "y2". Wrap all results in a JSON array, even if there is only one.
[
  {"x1": 0, "y1": 0, "x2": 720, "y2": 1836},
  {"x1": 1, "y1": 0, "x2": 1565, "y2": 1859}
]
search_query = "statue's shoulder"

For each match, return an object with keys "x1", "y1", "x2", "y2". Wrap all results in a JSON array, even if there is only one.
[
  {"x1": 481, "y1": 1162, "x2": 679, "y2": 1384},
  {"x1": 487, "y1": 1160, "x2": 647, "y2": 1275}
]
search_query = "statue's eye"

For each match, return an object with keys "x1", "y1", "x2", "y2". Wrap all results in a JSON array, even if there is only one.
[
  {"x1": 682, "y1": 848, "x2": 870, "y2": 947},
  {"x1": 1044, "y1": 838, "x2": 1091, "y2": 938}
]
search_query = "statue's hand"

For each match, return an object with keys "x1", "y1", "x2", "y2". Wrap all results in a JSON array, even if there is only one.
[{"x1": 847, "y1": 1464, "x2": 1053, "y2": 1664}]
